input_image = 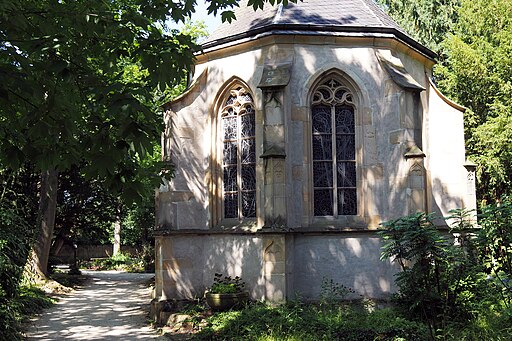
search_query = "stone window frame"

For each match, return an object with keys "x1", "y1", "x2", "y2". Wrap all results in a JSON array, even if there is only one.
[
  {"x1": 210, "y1": 79, "x2": 259, "y2": 228},
  {"x1": 305, "y1": 70, "x2": 366, "y2": 226}
]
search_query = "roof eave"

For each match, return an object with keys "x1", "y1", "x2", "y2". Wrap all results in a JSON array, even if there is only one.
[{"x1": 200, "y1": 24, "x2": 437, "y2": 61}]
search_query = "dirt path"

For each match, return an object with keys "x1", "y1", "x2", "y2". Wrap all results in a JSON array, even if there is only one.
[{"x1": 24, "y1": 270, "x2": 166, "y2": 340}]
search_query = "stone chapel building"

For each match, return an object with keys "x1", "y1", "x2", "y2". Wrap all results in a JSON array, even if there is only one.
[{"x1": 154, "y1": 0, "x2": 476, "y2": 305}]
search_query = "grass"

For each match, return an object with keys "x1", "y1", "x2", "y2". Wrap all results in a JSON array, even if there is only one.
[
  {"x1": 0, "y1": 286, "x2": 55, "y2": 341},
  {"x1": 162, "y1": 300, "x2": 429, "y2": 341}
]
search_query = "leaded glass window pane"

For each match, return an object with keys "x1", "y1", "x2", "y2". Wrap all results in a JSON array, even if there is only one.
[
  {"x1": 223, "y1": 166, "x2": 237, "y2": 192},
  {"x1": 338, "y1": 189, "x2": 357, "y2": 215},
  {"x1": 241, "y1": 165, "x2": 256, "y2": 190},
  {"x1": 241, "y1": 139, "x2": 255, "y2": 164},
  {"x1": 337, "y1": 162, "x2": 356, "y2": 187},
  {"x1": 241, "y1": 111, "x2": 255, "y2": 137},
  {"x1": 312, "y1": 135, "x2": 332, "y2": 160},
  {"x1": 312, "y1": 105, "x2": 332, "y2": 133},
  {"x1": 335, "y1": 105, "x2": 355, "y2": 133},
  {"x1": 224, "y1": 193, "x2": 238, "y2": 218},
  {"x1": 312, "y1": 78, "x2": 357, "y2": 216},
  {"x1": 335, "y1": 89, "x2": 347, "y2": 100},
  {"x1": 313, "y1": 162, "x2": 333, "y2": 187},
  {"x1": 221, "y1": 87, "x2": 256, "y2": 220},
  {"x1": 335, "y1": 135, "x2": 355, "y2": 160},
  {"x1": 223, "y1": 116, "x2": 237, "y2": 139},
  {"x1": 314, "y1": 189, "x2": 334, "y2": 216},
  {"x1": 223, "y1": 141, "x2": 238, "y2": 165},
  {"x1": 242, "y1": 191, "x2": 256, "y2": 218}
]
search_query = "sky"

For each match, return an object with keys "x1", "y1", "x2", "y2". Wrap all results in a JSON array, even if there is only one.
[
  {"x1": 190, "y1": 1, "x2": 223, "y2": 34},
  {"x1": 167, "y1": 1, "x2": 223, "y2": 39}
]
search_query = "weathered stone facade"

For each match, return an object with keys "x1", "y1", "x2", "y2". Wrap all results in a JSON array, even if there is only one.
[{"x1": 153, "y1": 0, "x2": 476, "y2": 308}]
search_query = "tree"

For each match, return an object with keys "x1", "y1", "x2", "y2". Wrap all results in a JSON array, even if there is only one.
[
  {"x1": 376, "y1": 0, "x2": 459, "y2": 53},
  {"x1": 0, "y1": 0, "x2": 296, "y2": 278},
  {"x1": 435, "y1": 0, "x2": 512, "y2": 203}
]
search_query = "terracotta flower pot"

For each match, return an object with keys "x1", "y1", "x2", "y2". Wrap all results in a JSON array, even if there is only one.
[{"x1": 205, "y1": 291, "x2": 249, "y2": 311}]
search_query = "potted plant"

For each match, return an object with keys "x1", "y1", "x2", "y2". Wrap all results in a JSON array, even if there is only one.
[{"x1": 205, "y1": 273, "x2": 249, "y2": 311}]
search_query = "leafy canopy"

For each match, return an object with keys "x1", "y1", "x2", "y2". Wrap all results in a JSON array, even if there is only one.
[
  {"x1": 376, "y1": 0, "x2": 459, "y2": 53},
  {"x1": 435, "y1": 0, "x2": 512, "y2": 203},
  {"x1": 0, "y1": 0, "x2": 295, "y2": 202}
]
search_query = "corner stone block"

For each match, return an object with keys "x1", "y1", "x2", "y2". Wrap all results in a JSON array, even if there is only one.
[
  {"x1": 292, "y1": 165, "x2": 303, "y2": 180},
  {"x1": 291, "y1": 107, "x2": 308, "y2": 121},
  {"x1": 158, "y1": 238, "x2": 173, "y2": 255},
  {"x1": 361, "y1": 107, "x2": 373, "y2": 125},
  {"x1": 165, "y1": 257, "x2": 194, "y2": 276},
  {"x1": 265, "y1": 274, "x2": 286, "y2": 302},
  {"x1": 263, "y1": 236, "x2": 285, "y2": 263},
  {"x1": 265, "y1": 261, "x2": 285, "y2": 278},
  {"x1": 273, "y1": 197, "x2": 286, "y2": 218},
  {"x1": 409, "y1": 189, "x2": 425, "y2": 213},
  {"x1": 389, "y1": 130, "x2": 403, "y2": 145}
]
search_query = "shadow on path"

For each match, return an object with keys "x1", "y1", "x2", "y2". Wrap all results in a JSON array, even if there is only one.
[{"x1": 25, "y1": 270, "x2": 165, "y2": 340}]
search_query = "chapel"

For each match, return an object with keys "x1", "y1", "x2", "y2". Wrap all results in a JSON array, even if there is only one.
[{"x1": 153, "y1": 0, "x2": 476, "y2": 309}]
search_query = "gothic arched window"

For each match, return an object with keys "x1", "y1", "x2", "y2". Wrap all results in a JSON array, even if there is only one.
[
  {"x1": 221, "y1": 87, "x2": 256, "y2": 219},
  {"x1": 311, "y1": 78, "x2": 357, "y2": 216}
]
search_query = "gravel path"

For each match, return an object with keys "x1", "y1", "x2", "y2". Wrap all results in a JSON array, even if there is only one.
[{"x1": 24, "y1": 270, "x2": 166, "y2": 340}]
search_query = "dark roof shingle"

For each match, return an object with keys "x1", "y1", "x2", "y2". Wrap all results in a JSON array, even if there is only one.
[{"x1": 202, "y1": 0, "x2": 435, "y2": 59}]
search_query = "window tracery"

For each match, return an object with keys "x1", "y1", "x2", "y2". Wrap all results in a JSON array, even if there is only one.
[
  {"x1": 221, "y1": 87, "x2": 256, "y2": 219},
  {"x1": 312, "y1": 78, "x2": 357, "y2": 216}
]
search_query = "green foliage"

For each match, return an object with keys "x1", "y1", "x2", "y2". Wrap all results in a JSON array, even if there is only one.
[
  {"x1": 477, "y1": 197, "x2": 512, "y2": 307},
  {"x1": 434, "y1": 0, "x2": 512, "y2": 203},
  {"x1": 55, "y1": 166, "x2": 118, "y2": 245},
  {"x1": 210, "y1": 273, "x2": 246, "y2": 294},
  {"x1": 0, "y1": 169, "x2": 40, "y2": 340},
  {"x1": 0, "y1": 1, "x2": 187, "y2": 202},
  {"x1": 379, "y1": 0, "x2": 512, "y2": 203},
  {"x1": 0, "y1": 0, "x2": 298, "y2": 205},
  {"x1": 80, "y1": 250, "x2": 152, "y2": 273},
  {"x1": 190, "y1": 302, "x2": 428, "y2": 341},
  {"x1": 0, "y1": 205, "x2": 33, "y2": 301},
  {"x1": 319, "y1": 278, "x2": 357, "y2": 305},
  {"x1": 0, "y1": 285, "x2": 54, "y2": 341},
  {"x1": 377, "y1": 0, "x2": 459, "y2": 52},
  {"x1": 380, "y1": 206, "x2": 512, "y2": 338},
  {"x1": 379, "y1": 212, "x2": 485, "y2": 335},
  {"x1": 179, "y1": 18, "x2": 209, "y2": 43}
]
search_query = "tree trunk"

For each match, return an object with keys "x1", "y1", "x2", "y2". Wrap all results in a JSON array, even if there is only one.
[
  {"x1": 113, "y1": 203, "x2": 122, "y2": 256},
  {"x1": 28, "y1": 169, "x2": 59, "y2": 279},
  {"x1": 113, "y1": 220, "x2": 121, "y2": 256}
]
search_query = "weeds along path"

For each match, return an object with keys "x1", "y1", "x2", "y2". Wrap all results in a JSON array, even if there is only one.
[{"x1": 24, "y1": 270, "x2": 165, "y2": 340}]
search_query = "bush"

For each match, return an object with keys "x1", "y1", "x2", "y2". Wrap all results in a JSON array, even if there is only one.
[
  {"x1": 191, "y1": 302, "x2": 428, "y2": 341},
  {"x1": 0, "y1": 200, "x2": 35, "y2": 340},
  {"x1": 379, "y1": 204, "x2": 512, "y2": 338},
  {"x1": 477, "y1": 198, "x2": 512, "y2": 307}
]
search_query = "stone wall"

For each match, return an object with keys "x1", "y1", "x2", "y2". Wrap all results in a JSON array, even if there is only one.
[
  {"x1": 154, "y1": 231, "x2": 398, "y2": 302},
  {"x1": 53, "y1": 244, "x2": 141, "y2": 263}
]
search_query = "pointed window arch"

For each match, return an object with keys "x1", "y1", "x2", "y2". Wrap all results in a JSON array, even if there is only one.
[
  {"x1": 220, "y1": 86, "x2": 256, "y2": 219},
  {"x1": 311, "y1": 77, "x2": 357, "y2": 216}
]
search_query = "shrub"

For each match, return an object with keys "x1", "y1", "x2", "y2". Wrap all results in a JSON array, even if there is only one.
[
  {"x1": 191, "y1": 302, "x2": 428, "y2": 341},
  {"x1": 379, "y1": 205, "x2": 512, "y2": 338},
  {"x1": 379, "y1": 211, "x2": 484, "y2": 336},
  {"x1": 0, "y1": 200, "x2": 35, "y2": 340},
  {"x1": 477, "y1": 198, "x2": 512, "y2": 308}
]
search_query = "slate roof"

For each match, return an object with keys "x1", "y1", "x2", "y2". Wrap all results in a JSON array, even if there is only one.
[{"x1": 202, "y1": 0, "x2": 435, "y2": 60}]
